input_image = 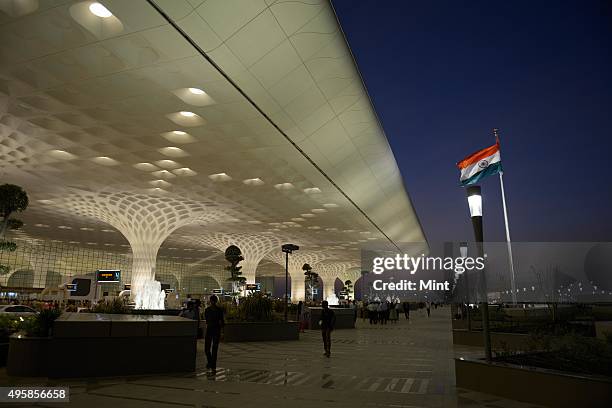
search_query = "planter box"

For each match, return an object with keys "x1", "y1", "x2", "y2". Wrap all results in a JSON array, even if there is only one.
[
  {"x1": 7, "y1": 336, "x2": 49, "y2": 377},
  {"x1": 455, "y1": 357, "x2": 612, "y2": 408},
  {"x1": 7, "y1": 313, "x2": 197, "y2": 378},
  {"x1": 222, "y1": 321, "x2": 299, "y2": 342},
  {"x1": 452, "y1": 329, "x2": 531, "y2": 350},
  {"x1": 595, "y1": 321, "x2": 612, "y2": 340}
]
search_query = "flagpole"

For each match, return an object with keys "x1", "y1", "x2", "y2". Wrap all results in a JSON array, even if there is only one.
[{"x1": 494, "y1": 128, "x2": 517, "y2": 304}]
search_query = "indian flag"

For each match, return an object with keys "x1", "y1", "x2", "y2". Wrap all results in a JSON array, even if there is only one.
[{"x1": 457, "y1": 141, "x2": 502, "y2": 186}]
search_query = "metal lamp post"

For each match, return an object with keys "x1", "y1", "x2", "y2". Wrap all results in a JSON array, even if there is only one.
[
  {"x1": 281, "y1": 244, "x2": 299, "y2": 322},
  {"x1": 466, "y1": 185, "x2": 492, "y2": 361},
  {"x1": 459, "y1": 241, "x2": 472, "y2": 331}
]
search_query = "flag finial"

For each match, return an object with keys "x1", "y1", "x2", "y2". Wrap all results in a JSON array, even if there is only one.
[{"x1": 493, "y1": 128, "x2": 500, "y2": 144}]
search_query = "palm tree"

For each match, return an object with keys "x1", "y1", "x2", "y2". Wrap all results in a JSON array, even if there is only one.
[
  {"x1": 302, "y1": 263, "x2": 319, "y2": 302},
  {"x1": 224, "y1": 245, "x2": 246, "y2": 299}
]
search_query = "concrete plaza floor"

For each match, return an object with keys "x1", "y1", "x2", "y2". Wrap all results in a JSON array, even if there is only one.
[{"x1": 2, "y1": 307, "x2": 542, "y2": 408}]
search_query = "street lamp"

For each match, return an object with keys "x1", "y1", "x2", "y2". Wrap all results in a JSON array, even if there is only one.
[
  {"x1": 281, "y1": 243, "x2": 299, "y2": 322},
  {"x1": 459, "y1": 241, "x2": 472, "y2": 331},
  {"x1": 465, "y1": 185, "x2": 492, "y2": 361}
]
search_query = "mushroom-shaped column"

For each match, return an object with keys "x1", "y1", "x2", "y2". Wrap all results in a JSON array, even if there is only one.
[
  {"x1": 318, "y1": 262, "x2": 360, "y2": 302},
  {"x1": 267, "y1": 250, "x2": 331, "y2": 302},
  {"x1": 190, "y1": 233, "x2": 283, "y2": 284},
  {"x1": 56, "y1": 192, "x2": 222, "y2": 308}
]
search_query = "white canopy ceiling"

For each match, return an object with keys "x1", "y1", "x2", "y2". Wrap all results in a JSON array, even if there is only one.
[{"x1": 0, "y1": 0, "x2": 425, "y2": 270}]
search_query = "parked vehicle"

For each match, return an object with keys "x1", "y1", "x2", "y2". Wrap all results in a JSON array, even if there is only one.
[{"x1": 0, "y1": 305, "x2": 39, "y2": 316}]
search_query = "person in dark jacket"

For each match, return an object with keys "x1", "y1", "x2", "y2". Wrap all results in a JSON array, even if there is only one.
[
  {"x1": 403, "y1": 302, "x2": 410, "y2": 320},
  {"x1": 320, "y1": 300, "x2": 336, "y2": 357},
  {"x1": 204, "y1": 295, "x2": 224, "y2": 370}
]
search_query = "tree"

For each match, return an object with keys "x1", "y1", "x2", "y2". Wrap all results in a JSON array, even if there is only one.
[
  {"x1": 302, "y1": 263, "x2": 319, "y2": 302},
  {"x1": 0, "y1": 184, "x2": 28, "y2": 251},
  {"x1": 344, "y1": 280, "x2": 353, "y2": 300},
  {"x1": 0, "y1": 184, "x2": 28, "y2": 275},
  {"x1": 225, "y1": 245, "x2": 246, "y2": 298}
]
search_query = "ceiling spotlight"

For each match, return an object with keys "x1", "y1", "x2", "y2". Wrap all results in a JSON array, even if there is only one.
[
  {"x1": 303, "y1": 187, "x2": 321, "y2": 194},
  {"x1": 173, "y1": 130, "x2": 186, "y2": 135},
  {"x1": 188, "y1": 88, "x2": 205, "y2": 95},
  {"x1": 323, "y1": 203, "x2": 339, "y2": 208},
  {"x1": 89, "y1": 2, "x2": 113, "y2": 18},
  {"x1": 180, "y1": 111, "x2": 195, "y2": 117},
  {"x1": 274, "y1": 183, "x2": 294, "y2": 190},
  {"x1": 243, "y1": 178, "x2": 264, "y2": 186},
  {"x1": 311, "y1": 208, "x2": 327, "y2": 213},
  {"x1": 209, "y1": 172, "x2": 232, "y2": 182}
]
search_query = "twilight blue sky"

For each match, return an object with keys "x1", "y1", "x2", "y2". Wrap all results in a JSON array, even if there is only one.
[{"x1": 332, "y1": 0, "x2": 612, "y2": 243}]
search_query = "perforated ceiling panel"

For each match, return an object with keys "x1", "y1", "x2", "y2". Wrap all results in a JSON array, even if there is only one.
[{"x1": 0, "y1": 0, "x2": 425, "y2": 292}]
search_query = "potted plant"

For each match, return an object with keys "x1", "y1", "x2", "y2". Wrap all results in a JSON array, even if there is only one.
[
  {"x1": 0, "y1": 184, "x2": 28, "y2": 275},
  {"x1": 225, "y1": 245, "x2": 246, "y2": 300},
  {"x1": 303, "y1": 263, "x2": 319, "y2": 302},
  {"x1": 7, "y1": 308, "x2": 60, "y2": 376}
]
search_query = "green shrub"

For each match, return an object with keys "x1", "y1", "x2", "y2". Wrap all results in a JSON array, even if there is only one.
[
  {"x1": 92, "y1": 298, "x2": 128, "y2": 314},
  {"x1": 17, "y1": 309, "x2": 61, "y2": 337},
  {"x1": 238, "y1": 293, "x2": 273, "y2": 322}
]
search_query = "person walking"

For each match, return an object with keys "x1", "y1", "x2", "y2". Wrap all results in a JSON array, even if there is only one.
[
  {"x1": 389, "y1": 302, "x2": 398, "y2": 323},
  {"x1": 402, "y1": 301, "x2": 410, "y2": 320},
  {"x1": 426, "y1": 301, "x2": 431, "y2": 317},
  {"x1": 204, "y1": 295, "x2": 224, "y2": 371},
  {"x1": 367, "y1": 301, "x2": 378, "y2": 324},
  {"x1": 320, "y1": 300, "x2": 336, "y2": 357},
  {"x1": 297, "y1": 301, "x2": 305, "y2": 333},
  {"x1": 378, "y1": 301, "x2": 388, "y2": 325}
]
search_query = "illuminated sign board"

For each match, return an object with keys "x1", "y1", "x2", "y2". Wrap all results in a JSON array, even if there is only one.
[
  {"x1": 246, "y1": 283, "x2": 261, "y2": 291},
  {"x1": 212, "y1": 289, "x2": 224, "y2": 295},
  {"x1": 66, "y1": 284, "x2": 77, "y2": 292},
  {"x1": 96, "y1": 270, "x2": 120, "y2": 283}
]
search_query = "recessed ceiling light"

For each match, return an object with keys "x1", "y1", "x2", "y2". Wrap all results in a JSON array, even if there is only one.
[
  {"x1": 243, "y1": 178, "x2": 264, "y2": 186},
  {"x1": 323, "y1": 203, "x2": 339, "y2": 208},
  {"x1": 308, "y1": 226, "x2": 321, "y2": 230},
  {"x1": 91, "y1": 156, "x2": 119, "y2": 166},
  {"x1": 301, "y1": 214, "x2": 316, "y2": 218},
  {"x1": 133, "y1": 163, "x2": 159, "y2": 171},
  {"x1": 158, "y1": 147, "x2": 188, "y2": 158},
  {"x1": 86, "y1": 242, "x2": 97, "y2": 245},
  {"x1": 188, "y1": 88, "x2": 205, "y2": 95},
  {"x1": 154, "y1": 159, "x2": 180, "y2": 169},
  {"x1": 89, "y1": 2, "x2": 112, "y2": 18},
  {"x1": 209, "y1": 173, "x2": 232, "y2": 181},
  {"x1": 274, "y1": 183, "x2": 294, "y2": 190},
  {"x1": 311, "y1": 208, "x2": 327, "y2": 213},
  {"x1": 304, "y1": 187, "x2": 321, "y2": 194},
  {"x1": 34, "y1": 223, "x2": 49, "y2": 228},
  {"x1": 172, "y1": 167, "x2": 197, "y2": 176},
  {"x1": 291, "y1": 218, "x2": 305, "y2": 222},
  {"x1": 57, "y1": 225, "x2": 72, "y2": 230},
  {"x1": 180, "y1": 111, "x2": 195, "y2": 117},
  {"x1": 101, "y1": 229, "x2": 115, "y2": 233},
  {"x1": 173, "y1": 130, "x2": 186, "y2": 135},
  {"x1": 248, "y1": 220, "x2": 262, "y2": 224},
  {"x1": 80, "y1": 227, "x2": 94, "y2": 231},
  {"x1": 48, "y1": 150, "x2": 76, "y2": 160}
]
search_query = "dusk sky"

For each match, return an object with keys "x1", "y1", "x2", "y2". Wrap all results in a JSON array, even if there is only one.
[{"x1": 333, "y1": 0, "x2": 612, "y2": 243}]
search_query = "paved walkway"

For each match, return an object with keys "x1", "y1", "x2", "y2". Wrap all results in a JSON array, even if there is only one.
[{"x1": 2, "y1": 307, "x2": 542, "y2": 408}]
